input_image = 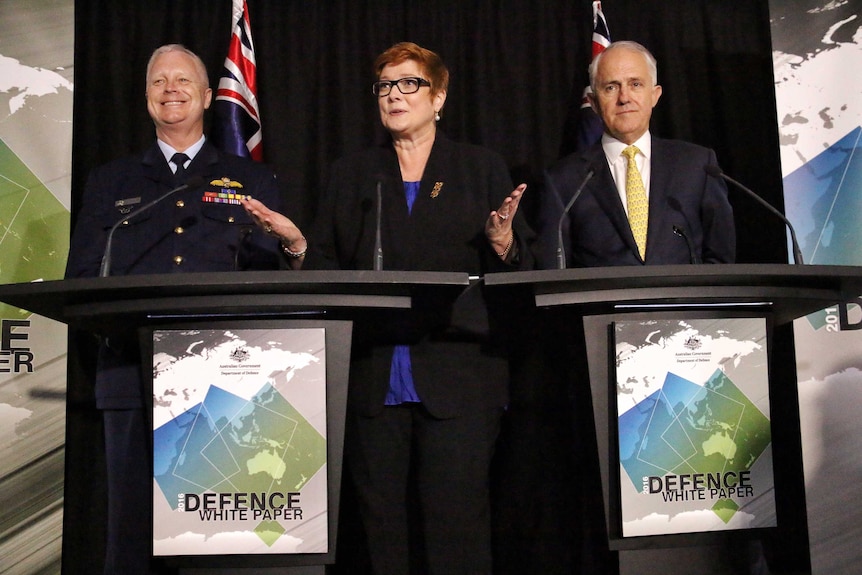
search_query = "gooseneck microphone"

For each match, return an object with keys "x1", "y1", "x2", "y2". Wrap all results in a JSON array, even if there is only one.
[
  {"x1": 673, "y1": 225, "x2": 700, "y2": 264},
  {"x1": 374, "y1": 180, "x2": 383, "y2": 271},
  {"x1": 555, "y1": 167, "x2": 596, "y2": 269},
  {"x1": 99, "y1": 176, "x2": 207, "y2": 277},
  {"x1": 666, "y1": 196, "x2": 700, "y2": 264},
  {"x1": 703, "y1": 165, "x2": 804, "y2": 264}
]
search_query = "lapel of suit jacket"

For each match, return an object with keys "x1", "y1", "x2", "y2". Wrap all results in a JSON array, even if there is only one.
[
  {"x1": 413, "y1": 132, "x2": 452, "y2": 218},
  {"x1": 141, "y1": 142, "x2": 176, "y2": 190},
  {"x1": 372, "y1": 144, "x2": 411, "y2": 267},
  {"x1": 645, "y1": 138, "x2": 672, "y2": 257},
  {"x1": 194, "y1": 141, "x2": 220, "y2": 177},
  {"x1": 587, "y1": 144, "x2": 642, "y2": 258},
  {"x1": 398, "y1": 133, "x2": 452, "y2": 254}
]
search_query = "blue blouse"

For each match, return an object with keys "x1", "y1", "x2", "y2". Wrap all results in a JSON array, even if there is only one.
[{"x1": 385, "y1": 181, "x2": 421, "y2": 405}]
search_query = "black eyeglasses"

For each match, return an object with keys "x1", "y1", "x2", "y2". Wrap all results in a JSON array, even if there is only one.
[{"x1": 371, "y1": 77, "x2": 431, "y2": 97}]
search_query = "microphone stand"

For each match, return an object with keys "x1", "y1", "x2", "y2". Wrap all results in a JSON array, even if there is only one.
[
  {"x1": 99, "y1": 176, "x2": 206, "y2": 277},
  {"x1": 555, "y1": 168, "x2": 595, "y2": 269},
  {"x1": 704, "y1": 165, "x2": 804, "y2": 265}
]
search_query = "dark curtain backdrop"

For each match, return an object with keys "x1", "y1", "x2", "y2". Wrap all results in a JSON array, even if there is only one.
[
  {"x1": 68, "y1": 1, "x2": 795, "y2": 574},
  {"x1": 72, "y1": 0, "x2": 785, "y2": 263}
]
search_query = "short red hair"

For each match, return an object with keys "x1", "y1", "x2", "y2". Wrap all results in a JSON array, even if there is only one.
[{"x1": 374, "y1": 42, "x2": 449, "y2": 96}]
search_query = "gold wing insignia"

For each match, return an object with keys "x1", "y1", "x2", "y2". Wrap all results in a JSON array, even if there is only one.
[{"x1": 209, "y1": 177, "x2": 244, "y2": 189}]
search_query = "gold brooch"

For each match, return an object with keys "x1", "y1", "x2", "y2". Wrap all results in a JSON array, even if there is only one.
[{"x1": 431, "y1": 182, "x2": 443, "y2": 198}]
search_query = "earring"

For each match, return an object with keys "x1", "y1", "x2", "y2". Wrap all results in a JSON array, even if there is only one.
[{"x1": 435, "y1": 111, "x2": 441, "y2": 122}]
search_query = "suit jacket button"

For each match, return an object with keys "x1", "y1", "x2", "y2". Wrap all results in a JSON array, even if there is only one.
[
  {"x1": 228, "y1": 216, "x2": 235, "y2": 223},
  {"x1": 173, "y1": 256, "x2": 183, "y2": 265},
  {"x1": 176, "y1": 200, "x2": 185, "y2": 208},
  {"x1": 174, "y1": 226, "x2": 184, "y2": 234}
]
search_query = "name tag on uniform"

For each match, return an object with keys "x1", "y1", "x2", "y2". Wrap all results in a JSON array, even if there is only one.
[{"x1": 115, "y1": 196, "x2": 141, "y2": 214}]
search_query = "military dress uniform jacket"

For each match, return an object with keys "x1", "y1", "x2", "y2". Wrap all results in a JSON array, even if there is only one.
[
  {"x1": 303, "y1": 133, "x2": 536, "y2": 419},
  {"x1": 65, "y1": 140, "x2": 283, "y2": 409}
]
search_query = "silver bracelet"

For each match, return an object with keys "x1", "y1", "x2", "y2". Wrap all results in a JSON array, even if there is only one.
[{"x1": 281, "y1": 236, "x2": 307, "y2": 258}]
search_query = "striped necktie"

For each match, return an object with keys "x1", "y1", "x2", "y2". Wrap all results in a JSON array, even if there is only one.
[{"x1": 622, "y1": 145, "x2": 648, "y2": 260}]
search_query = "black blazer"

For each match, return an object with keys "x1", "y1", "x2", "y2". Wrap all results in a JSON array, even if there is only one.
[
  {"x1": 542, "y1": 138, "x2": 736, "y2": 268},
  {"x1": 305, "y1": 133, "x2": 534, "y2": 418},
  {"x1": 65, "y1": 140, "x2": 283, "y2": 408}
]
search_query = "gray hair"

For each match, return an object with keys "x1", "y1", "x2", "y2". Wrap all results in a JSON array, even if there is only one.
[
  {"x1": 146, "y1": 44, "x2": 210, "y2": 89},
  {"x1": 589, "y1": 40, "x2": 658, "y2": 93}
]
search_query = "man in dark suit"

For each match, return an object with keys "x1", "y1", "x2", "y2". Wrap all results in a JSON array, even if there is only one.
[
  {"x1": 543, "y1": 40, "x2": 735, "y2": 267},
  {"x1": 532, "y1": 41, "x2": 736, "y2": 575},
  {"x1": 65, "y1": 44, "x2": 288, "y2": 574}
]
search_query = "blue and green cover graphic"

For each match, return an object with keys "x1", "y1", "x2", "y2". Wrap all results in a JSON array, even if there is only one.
[
  {"x1": 151, "y1": 328, "x2": 328, "y2": 555},
  {"x1": 614, "y1": 318, "x2": 777, "y2": 537}
]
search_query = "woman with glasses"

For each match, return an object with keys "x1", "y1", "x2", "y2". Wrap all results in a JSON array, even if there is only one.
[{"x1": 242, "y1": 41, "x2": 533, "y2": 574}]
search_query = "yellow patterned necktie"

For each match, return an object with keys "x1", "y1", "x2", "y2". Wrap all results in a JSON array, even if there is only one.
[{"x1": 622, "y1": 145, "x2": 648, "y2": 259}]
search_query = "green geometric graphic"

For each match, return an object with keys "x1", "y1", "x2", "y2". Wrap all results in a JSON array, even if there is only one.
[
  {"x1": 0, "y1": 137, "x2": 69, "y2": 317},
  {"x1": 255, "y1": 520, "x2": 287, "y2": 547},
  {"x1": 712, "y1": 498, "x2": 740, "y2": 524},
  {"x1": 154, "y1": 381, "x2": 327, "y2": 546},
  {"x1": 619, "y1": 369, "x2": 772, "y2": 523}
]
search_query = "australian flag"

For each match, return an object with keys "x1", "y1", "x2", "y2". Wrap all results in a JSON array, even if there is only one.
[
  {"x1": 558, "y1": 1, "x2": 610, "y2": 158},
  {"x1": 212, "y1": 0, "x2": 263, "y2": 161}
]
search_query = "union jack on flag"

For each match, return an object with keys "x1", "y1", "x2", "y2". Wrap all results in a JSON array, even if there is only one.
[
  {"x1": 212, "y1": 0, "x2": 263, "y2": 161},
  {"x1": 559, "y1": 1, "x2": 611, "y2": 157},
  {"x1": 583, "y1": 1, "x2": 610, "y2": 102}
]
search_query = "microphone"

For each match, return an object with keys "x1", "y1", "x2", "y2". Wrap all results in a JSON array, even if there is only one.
[
  {"x1": 555, "y1": 166, "x2": 596, "y2": 269},
  {"x1": 99, "y1": 176, "x2": 207, "y2": 277},
  {"x1": 673, "y1": 225, "x2": 700, "y2": 264},
  {"x1": 703, "y1": 165, "x2": 804, "y2": 264},
  {"x1": 666, "y1": 196, "x2": 700, "y2": 264},
  {"x1": 374, "y1": 179, "x2": 383, "y2": 271}
]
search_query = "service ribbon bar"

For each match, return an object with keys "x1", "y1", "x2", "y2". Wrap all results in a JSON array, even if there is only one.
[{"x1": 202, "y1": 190, "x2": 248, "y2": 205}]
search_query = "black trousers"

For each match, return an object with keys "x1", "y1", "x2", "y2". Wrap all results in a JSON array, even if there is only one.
[
  {"x1": 345, "y1": 403, "x2": 502, "y2": 575},
  {"x1": 102, "y1": 408, "x2": 160, "y2": 575},
  {"x1": 96, "y1": 324, "x2": 178, "y2": 574}
]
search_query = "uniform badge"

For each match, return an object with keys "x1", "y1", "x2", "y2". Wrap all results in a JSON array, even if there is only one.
[
  {"x1": 115, "y1": 196, "x2": 141, "y2": 214},
  {"x1": 202, "y1": 176, "x2": 248, "y2": 205},
  {"x1": 210, "y1": 176, "x2": 244, "y2": 189}
]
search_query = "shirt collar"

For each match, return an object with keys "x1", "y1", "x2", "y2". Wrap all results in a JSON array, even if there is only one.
[
  {"x1": 157, "y1": 135, "x2": 206, "y2": 165},
  {"x1": 602, "y1": 131, "x2": 652, "y2": 165}
]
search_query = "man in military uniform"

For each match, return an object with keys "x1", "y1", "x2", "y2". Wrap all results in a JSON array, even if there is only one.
[{"x1": 65, "y1": 44, "x2": 288, "y2": 574}]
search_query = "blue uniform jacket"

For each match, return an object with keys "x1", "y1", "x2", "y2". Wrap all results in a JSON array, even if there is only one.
[{"x1": 65, "y1": 140, "x2": 283, "y2": 408}]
